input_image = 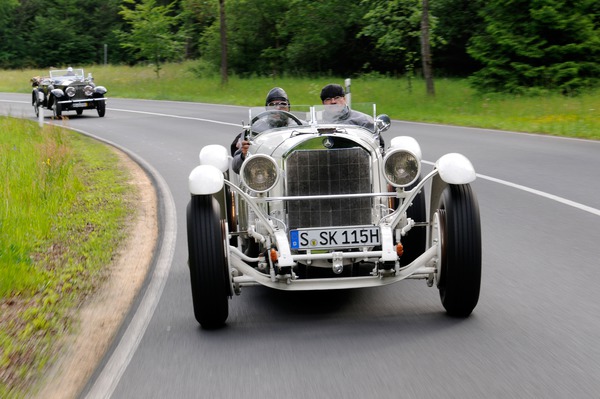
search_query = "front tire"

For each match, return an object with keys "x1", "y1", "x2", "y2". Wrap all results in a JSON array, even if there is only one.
[
  {"x1": 435, "y1": 184, "x2": 481, "y2": 317},
  {"x1": 97, "y1": 99, "x2": 106, "y2": 117},
  {"x1": 187, "y1": 195, "x2": 230, "y2": 328}
]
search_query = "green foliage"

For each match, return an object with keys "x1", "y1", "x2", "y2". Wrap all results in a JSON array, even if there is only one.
[
  {"x1": 0, "y1": 0, "x2": 19, "y2": 65},
  {"x1": 282, "y1": 0, "x2": 366, "y2": 74},
  {"x1": 0, "y1": 0, "x2": 123, "y2": 68},
  {"x1": 117, "y1": 0, "x2": 186, "y2": 77},
  {"x1": 1, "y1": 0, "x2": 598, "y2": 96},
  {"x1": 468, "y1": 0, "x2": 600, "y2": 94},
  {"x1": 178, "y1": 0, "x2": 217, "y2": 59},
  {"x1": 430, "y1": 0, "x2": 484, "y2": 76},
  {"x1": 198, "y1": 0, "x2": 377, "y2": 76},
  {"x1": 359, "y1": 0, "x2": 422, "y2": 74}
]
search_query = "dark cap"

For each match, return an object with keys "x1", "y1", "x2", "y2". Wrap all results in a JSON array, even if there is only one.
[
  {"x1": 265, "y1": 87, "x2": 289, "y2": 106},
  {"x1": 320, "y1": 84, "x2": 345, "y2": 102}
]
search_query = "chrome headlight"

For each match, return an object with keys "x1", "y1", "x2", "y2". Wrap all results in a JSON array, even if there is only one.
[
  {"x1": 240, "y1": 155, "x2": 279, "y2": 193},
  {"x1": 84, "y1": 85, "x2": 94, "y2": 96},
  {"x1": 383, "y1": 149, "x2": 420, "y2": 187},
  {"x1": 65, "y1": 87, "x2": 76, "y2": 97}
]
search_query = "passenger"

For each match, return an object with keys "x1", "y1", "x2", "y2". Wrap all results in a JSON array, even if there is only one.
[{"x1": 231, "y1": 87, "x2": 295, "y2": 174}]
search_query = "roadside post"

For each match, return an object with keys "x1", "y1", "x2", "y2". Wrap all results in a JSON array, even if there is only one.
[
  {"x1": 38, "y1": 97, "x2": 43, "y2": 127},
  {"x1": 345, "y1": 78, "x2": 351, "y2": 108}
]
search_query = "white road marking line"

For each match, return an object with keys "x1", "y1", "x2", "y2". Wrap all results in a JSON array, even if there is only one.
[
  {"x1": 477, "y1": 172, "x2": 600, "y2": 216},
  {"x1": 111, "y1": 107, "x2": 242, "y2": 127},
  {"x1": 423, "y1": 160, "x2": 600, "y2": 217}
]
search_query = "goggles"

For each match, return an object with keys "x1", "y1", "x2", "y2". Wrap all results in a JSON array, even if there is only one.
[{"x1": 267, "y1": 101, "x2": 289, "y2": 108}]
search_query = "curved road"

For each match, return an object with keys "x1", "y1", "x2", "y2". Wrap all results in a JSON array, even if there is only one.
[{"x1": 2, "y1": 94, "x2": 600, "y2": 398}]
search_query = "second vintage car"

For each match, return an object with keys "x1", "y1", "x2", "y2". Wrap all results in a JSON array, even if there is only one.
[
  {"x1": 31, "y1": 67, "x2": 107, "y2": 118},
  {"x1": 187, "y1": 102, "x2": 482, "y2": 328}
]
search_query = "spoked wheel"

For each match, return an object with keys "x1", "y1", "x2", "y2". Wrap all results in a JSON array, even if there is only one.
[
  {"x1": 97, "y1": 99, "x2": 106, "y2": 117},
  {"x1": 433, "y1": 184, "x2": 481, "y2": 317},
  {"x1": 187, "y1": 195, "x2": 231, "y2": 328}
]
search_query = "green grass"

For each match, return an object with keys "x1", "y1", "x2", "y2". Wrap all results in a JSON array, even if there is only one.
[
  {"x1": 2, "y1": 61, "x2": 598, "y2": 139},
  {"x1": 0, "y1": 117, "x2": 133, "y2": 398}
]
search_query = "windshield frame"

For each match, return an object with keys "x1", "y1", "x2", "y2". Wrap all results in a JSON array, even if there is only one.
[
  {"x1": 49, "y1": 69, "x2": 85, "y2": 82},
  {"x1": 247, "y1": 103, "x2": 377, "y2": 136}
]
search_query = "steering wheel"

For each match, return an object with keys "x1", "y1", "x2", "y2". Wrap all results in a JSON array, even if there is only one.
[{"x1": 250, "y1": 110, "x2": 304, "y2": 126}]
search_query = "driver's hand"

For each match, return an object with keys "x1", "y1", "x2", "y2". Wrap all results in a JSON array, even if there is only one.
[{"x1": 240, "y1": 140, "x2": 250, "y2": 156}]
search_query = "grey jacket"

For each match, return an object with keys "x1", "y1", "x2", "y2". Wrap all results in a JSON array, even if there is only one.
[{"x1": 336, "y1": 106, "x2": 375, "y2": 131}]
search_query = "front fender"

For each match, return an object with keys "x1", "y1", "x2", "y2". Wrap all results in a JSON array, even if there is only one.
[
  {"x1": 51, "y1": 88, "x2": 64, "y2": 98},
  {"x1": 199, "y1": 144, "x2": 230, "y2": 173},
  {"x1": 429, "y1": 153, "x2": 476, "y2": 220},
  {"x1": 435, "y1": 153, "x2": 475, "y2": 184},
  {"x1": 189, "y1": 165, "x2": 224, "y2": 195}
]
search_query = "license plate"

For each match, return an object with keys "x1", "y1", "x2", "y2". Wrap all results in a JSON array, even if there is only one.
[
  {"x1": 290, "y1": 226, "x2": 380, "y2": 249},
  {"x1": 73, "y1": 102, "x2": 87, "y2": 107}
]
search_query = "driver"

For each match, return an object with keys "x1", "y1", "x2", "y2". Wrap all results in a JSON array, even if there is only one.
[{"x1": 231, "y1": 87, "x2": 295, "y2": 174}]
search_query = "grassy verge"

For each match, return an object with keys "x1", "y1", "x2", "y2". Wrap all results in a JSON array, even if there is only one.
[
  {"x1": 0, "y1": 117, "x2": 134, "y2": 398},
  {"x1": 2, "y1": 61, "x2": 598, "y2": 139}
]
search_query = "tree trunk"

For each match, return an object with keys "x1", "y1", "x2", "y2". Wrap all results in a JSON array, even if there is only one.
[
  {"x1": 421, "y1": 0, "x2": 435, "y2": 96},
  {"x1": 219, "y1": 0, "x2": 228, "y2": 85}
]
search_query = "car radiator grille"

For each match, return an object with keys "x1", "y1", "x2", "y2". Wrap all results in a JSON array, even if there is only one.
[
  {"x1": 285, "y1": 147, "x2": 372, "y2": 229},
  {"x1": 73, "y1": 88, "x2": 88, "y2": 101}
]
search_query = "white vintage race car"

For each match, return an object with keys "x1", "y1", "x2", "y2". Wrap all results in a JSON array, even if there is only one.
[{"x1": 187, "y1": 103, "x2": 481, "y2": 328}]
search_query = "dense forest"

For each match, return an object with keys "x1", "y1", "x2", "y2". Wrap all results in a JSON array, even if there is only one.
[{"x1": 0, "y1": 0, "x2": 598, "y2": 94}]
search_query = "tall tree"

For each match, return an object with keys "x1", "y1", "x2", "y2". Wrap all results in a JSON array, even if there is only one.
[
  {"x1": 421, "y1": 0, "x2": 435, "y2": 96},
  {"x1": 219, "y1": 0, "x2": 227, "y2": 84},
  {"x1": 117, "y1": 0, "x2": 186, "y2": 77},
  {"x1": 468, "y1": 0, "x2": 600, "y2": 94}
]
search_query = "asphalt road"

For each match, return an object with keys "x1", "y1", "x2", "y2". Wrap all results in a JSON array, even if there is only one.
[{"x1": 2, "y1": 94, "x2": 600, "y2": 398}]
